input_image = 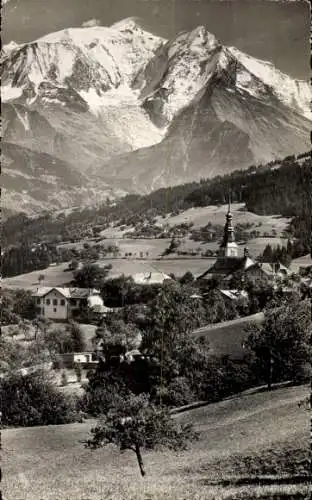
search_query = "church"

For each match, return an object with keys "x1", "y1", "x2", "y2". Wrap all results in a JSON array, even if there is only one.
[{"x1": 197, "y1": 203, "x2": 266, "y2": 288}]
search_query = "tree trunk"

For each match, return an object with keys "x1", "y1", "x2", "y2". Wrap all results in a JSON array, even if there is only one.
[
  {"x1": 135, "y1": 444, "x2": 146, "y2": 477},
  {"x1": 267, "y1": 350, "x2": 273, "y2": 391}
]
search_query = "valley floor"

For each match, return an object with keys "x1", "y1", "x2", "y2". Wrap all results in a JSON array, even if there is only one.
[{"x1": 2, "y1": 385, "x2": 310, "y2": 500}]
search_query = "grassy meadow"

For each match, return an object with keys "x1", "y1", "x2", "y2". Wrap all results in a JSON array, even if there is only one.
[
  {"x1": 2, "y1": 385, "x2": 309, "y2": 500},
  {"x1": 191, "y1": 312, "x2": 265, "y2": 359},
  {"x1": 1, "y1": 262, "x2": 74, "y2": 290},
  {"x1": 154, "y1": 203, "x2": 290, "y2": 233}
]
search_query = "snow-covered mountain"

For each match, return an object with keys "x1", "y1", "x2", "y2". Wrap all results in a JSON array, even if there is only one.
[
  {"x1": 1, "y1": 18, "x2": 311, "y2": 212},
  {"x1": 2, "y1": 19, "x2": 163, "y2": 100}
]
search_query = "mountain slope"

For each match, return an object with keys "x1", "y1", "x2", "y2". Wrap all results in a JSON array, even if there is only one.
[
  {"x1": 99, "y1": 79, "x2": 310, "y2": 190},
  {"x1": 1, "y1": 19, "x2": 311, "y2": 212},
  {"x1": 2, "y1": 142, "x2": 122, "y2": 213}
]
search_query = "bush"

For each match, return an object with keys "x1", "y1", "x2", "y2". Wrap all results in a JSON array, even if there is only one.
[
  {"x1": 61, "y1": 371, "x2": 68, "y2": 386},
  {"x1": 158, "y1": 377, "x2": 196, "y2": 407},
  {"x1": 79, "y1": 371, "x2": 129, "y2": 416},
  {"x1": 0, "y1": 370, "x2": 79, "y2": 427},
  {"x1": 74, "y1": 362, "x2": 82, "y2": 382}
]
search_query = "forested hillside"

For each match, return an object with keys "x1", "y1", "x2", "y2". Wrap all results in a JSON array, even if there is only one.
[{"x1": 2, "y1": 152, "x2": 311, "y2": 256}]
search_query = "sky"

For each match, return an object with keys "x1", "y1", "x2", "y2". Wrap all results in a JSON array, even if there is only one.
[{"x1": 2, "y1": 0, "x2": 310, "y2": 80}]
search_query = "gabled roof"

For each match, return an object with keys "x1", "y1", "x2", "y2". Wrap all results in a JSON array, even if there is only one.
[
  {"x1": 220, "y1": 289, "x2": 249, "y2": 301},
  {"x1": 259, "y1": 262, "x2": 291, "y2": 277},
  {"x1": 243, "y1": 257, "x2": 256, "y2": 270},
  {"x1": 33, "y1": 287, "x2": 94, "y2": 299},
  {"x1": 70, "y1": 288, "x2": 93, "y2": 299},
  {"x1": 197, "y1": 254, "x2": 261, "y2": 281},
  {"x1": 199, "y1": 257, "x2": 242, "y2": 277},
  {"x1": 198, "y1": 257, "x2": 245, "y2": 279},
  {"x1": 132, "y1": 272, "x2": 172, "y2": 285},
  {"x1": 33, "y1": 287, "x2": 70, "y2": 298}
]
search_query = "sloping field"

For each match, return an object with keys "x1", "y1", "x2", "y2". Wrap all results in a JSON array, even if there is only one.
[
  {"x1": 97, "y1": 257, "x2": 216, "y2": 279},
  {"x1": 2, "y1": 263, "x2": 74, "y2": 290},
  {"x1": 2, "y1": 256, "x2": 215, "y2": 290},
  {"x1": 155, "y1": 204, "x2": 290, "y2": 234},
  {"x1": 191, "y1": 313, "x2": 265, "y2": 359},
  {"x1": 2, "y1": 385, "x2": 309, "y2": 500}
]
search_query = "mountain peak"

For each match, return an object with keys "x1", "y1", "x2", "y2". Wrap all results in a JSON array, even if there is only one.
[
  {"x1": 111, "y1": 17, "x2": 147, "y2": 33},
  {"x1": 226, "y1": 46, "x2": 311, "y2": 119},
  {"x1": 1, "y1": 21, "x2": 164, "y2": 106},
  {"x1": 2, "y1": 20, "x2": 311, "y2": 213}
]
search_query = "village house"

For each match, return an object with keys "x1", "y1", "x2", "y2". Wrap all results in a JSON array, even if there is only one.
[
  {"x1": 257, "y1": 261, "x2": 292, "y2": 280},
  {"x1": 55, "y1": 351, "x2": 99, "y2": 369},
  {"x1": 33, "y1": 287, "x2": 110, "y2": 321}
]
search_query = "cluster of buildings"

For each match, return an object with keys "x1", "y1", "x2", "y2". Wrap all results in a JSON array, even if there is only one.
[
  {"x1": 21, "y1": 206, "x2": 310, "y2": 370},
  {"x1": 32, "y1": 206, "x2": 311, "y2": 324},
  {"x1": 197, "y1": 204, "x2": 311, "y2": 294}
]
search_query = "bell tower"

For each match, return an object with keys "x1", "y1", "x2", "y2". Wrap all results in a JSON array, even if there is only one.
[{"x1": 219, "y1": 196, "x2": 239, "y2": 258}]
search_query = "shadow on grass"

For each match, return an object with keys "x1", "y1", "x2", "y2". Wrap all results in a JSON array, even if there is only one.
[
  {"x1": 202, "y1": 474, "x2": 310, "y2": 487},
  {"x1": 229, "y1": 493, "x2": 309, "y2": 500}
]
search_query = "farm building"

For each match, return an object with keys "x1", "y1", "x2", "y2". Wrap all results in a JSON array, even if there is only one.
[{"x1": 33, "y1": 287, "x2": 110, "y2": 321}]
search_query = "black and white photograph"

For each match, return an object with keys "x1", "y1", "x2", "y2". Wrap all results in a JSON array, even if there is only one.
[{"x1": 1, "y1": 0, "x2": 311, "y2": 498}]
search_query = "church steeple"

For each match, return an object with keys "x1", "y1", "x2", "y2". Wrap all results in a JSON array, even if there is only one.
[{"x1": 219, "y1": 194, "x2": 239, "y2": 257}]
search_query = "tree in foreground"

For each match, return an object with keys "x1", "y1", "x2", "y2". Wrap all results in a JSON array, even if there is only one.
[
  {"x1": 246, "y1": 298, "x2": 312, "y2": 388},
  {"x1": 85, "y1": 394, "x2": 198, "y2": 477}
]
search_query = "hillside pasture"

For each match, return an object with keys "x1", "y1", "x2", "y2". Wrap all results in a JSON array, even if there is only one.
[
  {"x1": 103, "y1": 237, "x2": 172, "y2": 259},
  {"x1": 96, "y1": 257, "x2": 216, "y2": 279},
  {"x1": 2, "y1": 384, "x2": 309, "y2": 500},
  {"x1": 155, "y1": 203, "x2": 291, "y2": 233},
  {"x1": 191, "y1": 313, "x2": 265, "y2": 359},
  {"x1": 58, "y1": 237, "x2": 172, "y2": 258},
  {"x1": 2, "y1": 263, "x2": 74, "y2": 290}
]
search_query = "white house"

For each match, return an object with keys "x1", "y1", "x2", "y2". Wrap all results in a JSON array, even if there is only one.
[
  {"x1": 33, "y1": 287, "x2": 107, "y2": 321},
  {"x1": 55, "y1": 351, "x2": 98, "y2": 369}
]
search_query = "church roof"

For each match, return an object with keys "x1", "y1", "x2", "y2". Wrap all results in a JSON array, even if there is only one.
[
  {"x1": 198, "y1": 257, "x2": 245, "y2": 279},
  {"x1": 197, "y1": 255, "x2": 258, "y2": 280}
]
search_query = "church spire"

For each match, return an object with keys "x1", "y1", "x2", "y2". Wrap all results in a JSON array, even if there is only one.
[{"x1": 219, "y1": 192, "x2": 238, "y2": 257}]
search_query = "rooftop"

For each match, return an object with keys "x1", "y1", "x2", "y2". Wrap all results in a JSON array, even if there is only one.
[
  {"x1": 198, "y1": 255, "x2": 256, "y2": 279},
  {"x1": 33, "y1": 287, "x2": 100, "y2": 299},
  {"x1": 132, "y1": 271, "x2": 173, "y2": 285}
]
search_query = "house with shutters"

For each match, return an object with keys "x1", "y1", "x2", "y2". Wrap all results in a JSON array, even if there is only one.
[{"x1": 33, "y1": 287, "x2": 110, "y2": 321}]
